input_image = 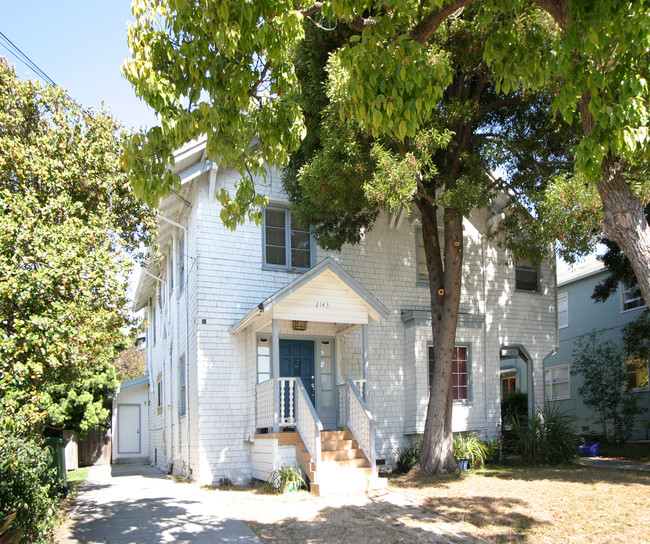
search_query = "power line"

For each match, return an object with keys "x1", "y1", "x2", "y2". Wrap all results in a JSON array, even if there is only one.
[{"x1": 0, "y1": 30, "x2": 82, "y2": 108}]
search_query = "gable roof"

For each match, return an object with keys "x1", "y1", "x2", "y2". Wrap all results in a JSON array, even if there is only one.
[{"x1": 230, "y1": 257, "x2": 390, "y2": 335}]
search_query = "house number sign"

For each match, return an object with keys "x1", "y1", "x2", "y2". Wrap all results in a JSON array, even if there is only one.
[{"x1": 315, "y1": 302, "x2": 330, "y2": 308}]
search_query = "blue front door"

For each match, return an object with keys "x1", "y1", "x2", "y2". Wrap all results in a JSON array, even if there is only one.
[{"x1": 280, "y1": 339, "x2": 315, "y2": 405}]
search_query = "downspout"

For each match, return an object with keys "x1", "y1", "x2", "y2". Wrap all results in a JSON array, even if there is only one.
[{"x1": 362, "y1": 324, "x2": 369, "y2": 402}]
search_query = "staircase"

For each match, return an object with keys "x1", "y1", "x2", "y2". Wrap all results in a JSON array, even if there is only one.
[{"x1": 296, "y1": 430, "x2": 387, "y2": 495}]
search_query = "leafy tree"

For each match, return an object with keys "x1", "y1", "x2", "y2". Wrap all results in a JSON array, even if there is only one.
[
  {"x1": 592, "y1": 205, "x2": 650, "y2": 362},
  {"x1": 114, "y1": 344, "x2": 147, "y2": 383},
  {"x1": 283, "y1": 12, "x2": 575, "y2": 473},
  {"x1": 123, "y1": 0, "x2": 650, "y2": 309},
  {"x1": 572, "y1": 332, "x2": 646, "y2": 443},
  {"x1": 0, "y1": 59, "x2": 156, "y2": 432}
]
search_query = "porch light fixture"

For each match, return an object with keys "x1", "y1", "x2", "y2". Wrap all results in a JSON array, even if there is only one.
[{"x1": 292, "y1": 320, "x2": 308, "y2": 331}]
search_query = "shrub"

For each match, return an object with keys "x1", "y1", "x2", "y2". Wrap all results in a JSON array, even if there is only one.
[
  {"x1": 268, "y1": 463, "x2": 306, "y2": 492},
  {"x1": 482, "y1": 438, "x2": 501, "y2": 464},
  {"x1": 394, "y1": 436, "x2": 422, "y2": 473},
  {"x1": 453, "y1": 433, "x2": 488, "y2": 468},
  {"x1": 502, "y1": 390, "x2": 528, "y2": 428},
  {"x1": 0, "y1": 428, "x2": 61, "y2": 543},
  {"x1": 509, "y1": 404, "x2": 579, "y2": 465}
]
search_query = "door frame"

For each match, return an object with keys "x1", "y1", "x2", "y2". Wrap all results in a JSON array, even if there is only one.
[
  {"x1": 256, "y1": 333, "x2": 337, "y2": 424},
  {"x1": 117, "y1": 403, "x2": 141, "y2": 454}
]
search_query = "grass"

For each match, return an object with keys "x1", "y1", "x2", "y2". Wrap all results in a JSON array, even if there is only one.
[
  {"x1": 66, "y1": 468, "x2": 89, "y2": 491},
  {"x1": 390, "y1": 464, "x2": 650, "y2": 544}
]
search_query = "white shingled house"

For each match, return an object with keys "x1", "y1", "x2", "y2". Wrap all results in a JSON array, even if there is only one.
[{"x1": 134, "y1": 137, "x2": 558, "y2": 494}]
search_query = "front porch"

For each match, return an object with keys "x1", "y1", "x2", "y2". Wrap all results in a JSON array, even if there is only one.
[{"x1": 230, "y1": 258, "x2": 390, "y2": 494}]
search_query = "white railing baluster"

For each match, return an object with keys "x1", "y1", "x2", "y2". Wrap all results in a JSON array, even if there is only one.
[
  {"x1": 345, "y1": 379, "x2": 376, "y2": 474},
  {"x1": 294, "y1": 380, "x2": 323, "y2": 484}
]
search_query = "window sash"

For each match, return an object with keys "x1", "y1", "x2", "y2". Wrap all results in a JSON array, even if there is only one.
[
  {"x1": 545, "y1": 365, "x2": 570, "y2": 400},
  {"x1": 429, "y1": 345, "x2": 469, "y2": 401},
  {"x1": 417, "y1": 229, "x2": 445, "y2": 283},
  {"x1": 626, "y1": 358, "x2": 649, "y2": 390},
  {"x1": 558, "y1": 292, "x2": 569, "y2": 329},
  {"x1": 622, "y1": 285, "x2": 646, "y2": 311},
  {"x1": 264, "y1": 208, "x2": 311, "y2": 270},
  {"x1": 515, "y1": 260, "x2": 539, "y2": 292}
]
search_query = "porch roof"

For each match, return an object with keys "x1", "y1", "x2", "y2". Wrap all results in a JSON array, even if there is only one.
[{"x1": 230, "y1": 257, "x2": 390, "y2": 335}]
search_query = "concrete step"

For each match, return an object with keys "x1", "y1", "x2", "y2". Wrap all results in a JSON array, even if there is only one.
[
  {"x1": 320, "y1": 439, "x2": 359, "y2": 451},
  {"x1": 321, "y1": 448, "x2": 366, "y2": 462},
  {"x1": 321, "y1": 430, "x2": 354, "y2": 441}
]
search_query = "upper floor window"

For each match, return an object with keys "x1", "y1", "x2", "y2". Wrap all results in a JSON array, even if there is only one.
[
  {"x1": 179, "y1": 354, "x2": 186, "y2": 416},
  {"x1": 621, "y1": 284, "x2": 646, "y2": 312},
  {"x1": 177, "y1": 233, "x2": 185, "y2": 294},
  {"x1": 515, "y1": 260, "x2": 540, "y2": 292},
  {"x1": 417, "y1": 229, "x2": 445, "y2": 283},
  {"x1": 558, "y1": 292, "x2": 569, "y2": 329},
  {"x1": 429, "y1": 345, "x2": 470, "y2": 401},
  {"x1": 264, "y1": 207, "x2": 311, "y2": 270},
  {"x1": 545, "y1": 364, "x2": 570, "y2": 400},
  {"x1": 626, "y1": 358, "x2": 649, "y2": 391}
]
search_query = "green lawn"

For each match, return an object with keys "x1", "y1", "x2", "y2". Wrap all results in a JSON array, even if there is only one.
[{"x1": 66, "y1": 468, "x2": 88, "y2": 490}]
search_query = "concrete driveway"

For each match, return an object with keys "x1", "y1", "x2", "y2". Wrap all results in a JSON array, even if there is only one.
[{"x1": 59, "y1": 464, "x2": 262, "y2": 544}]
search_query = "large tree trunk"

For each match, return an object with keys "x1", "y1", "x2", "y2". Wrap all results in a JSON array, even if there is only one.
[
  {"x1": 596, "y1": 157, "x2": 650, "y2": 307},
  {"x1": 418, "y1": 201, "x2": 464, "y2": 475}
]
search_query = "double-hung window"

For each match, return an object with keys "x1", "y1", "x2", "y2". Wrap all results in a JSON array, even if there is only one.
[
  {"x1": 515, "y1": 259, "x2": 540, "y2": 292},
  {"x1": 416, "y1": 229, "x2": 445, "y2": 283},
  {"x1": 622, "y1": 284, "x2": 646, "y2": 312},
  {"x1": 558, "y1": 292, "x2": 569, "y2": 329},
  {"x1": 264, "y1": 207, "x2": 311, "y2": 270},
  {"x1": 626, "y1": 358, "x2": 649, "y2": 391},
  {"x1": 429, "y1": 345, "x2": 470, "y2": 401},
  {"x1": 179, "y1": 354, "x2": 186, "y2": 416},
  {"x1": 545, "y1": 365, "x2": 570, "y2": 400}
]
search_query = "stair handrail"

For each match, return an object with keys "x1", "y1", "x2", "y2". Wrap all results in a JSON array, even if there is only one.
[
  {"x1": 295, "y1": 379, "x2": 323, "y2": 480},
  {"x1": 346, "y1": 378, "x2": 376, "y2": 474}
]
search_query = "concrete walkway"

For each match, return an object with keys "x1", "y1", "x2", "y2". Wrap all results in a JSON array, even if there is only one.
[{"x1": 59, "y1": 464, "x2": 262, "y2": 544}]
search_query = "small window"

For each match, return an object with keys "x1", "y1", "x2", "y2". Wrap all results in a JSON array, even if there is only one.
[
  {"x1": 545, "y1": 365, "x2": 570, "y2": 400},
  {"x1": 416, "y1": 229, "x2": 445, "y2": 283},
  {"x1": 558, "y1": 292, "x2": 569, "y2": 329},
  {"x1": 157, "y1": 379, "x2": 163, "y2": 408},
  {"x1": 622, "y1": 284, "x2": 646, "y2": 312},
  {"x1": 179, "y1": 354, "x2": 186, "y2": 416},
  {"x1": 151, "y1": 303, "x2": 157, "y2": 346},
  {"x1": 429, "y1": 345, "x2": 469, "y2": 401},
  {"x1": 515, "y1": 260, "x2": 540, "y2": 292},
  {"x1": 263, "y1": 207, "x2": 311, "y2": 270},
  {"x1": 626, "y1": 358, "x2": 649, "y2": 391},
  {"x1": 257, "y1": 338, "x2": 271, "y2": 384},
  {"x1": 177, "y1": 234, "x2": 185, "y2": 294}
]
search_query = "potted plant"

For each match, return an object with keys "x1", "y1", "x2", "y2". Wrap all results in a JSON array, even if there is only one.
[
  {"x1": 269, "y1": 463, "x2": 306, "y2": 493},
  {"x1": 454, "y1": 433, "x2": 488, "y2": 470}
]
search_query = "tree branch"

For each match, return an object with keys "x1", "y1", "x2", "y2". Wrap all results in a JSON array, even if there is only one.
[{"x1": 411, "y1": 0, "x2": 483, "y2": 44}]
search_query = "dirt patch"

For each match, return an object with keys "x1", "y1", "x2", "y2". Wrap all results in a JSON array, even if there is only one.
[{"x1": 210, "y1": 482, "x2": 488, "y2": 543}]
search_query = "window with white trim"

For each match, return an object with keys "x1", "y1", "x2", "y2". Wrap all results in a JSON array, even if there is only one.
[
  {"x1": 179, "y1": 354, "x2": 186, "y2": 416},
  {"x1": 257, "y1": 337, "x2": 271, "y2": 384},
  {"x1": 545, "y1": 365, "x2": 570, "y2": 400},
  {"x1": 157, "y1": 378, "x2": 163, "y2": 408},
  {"x1": 429, "y1": 345, "x2": 470, "y2": 401},
  {"x1": 177, "y1": 233, "x2": 185, "y2": 294},
  {"x1": 416, "y1": 229, "x2": 445, "y2": 283},
  {"x1": 558, "y1": 292, "x2": 569, "y2": 329},
  {"x1": 622, "y1": 284, "x2": 646, "y2": 312},
  {"x1": 626, "y1": 357, "x2": 649, "y2": 391},
  {"x1": 515, "y1": 260, "x2": 540, "y2": 292},
  {"x1": 264, "y1": 208, "x2": 311, "y2": 270}
]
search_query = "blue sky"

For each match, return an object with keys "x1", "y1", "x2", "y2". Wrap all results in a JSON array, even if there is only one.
[{"x1": 1, "y1": 1, "x2": 157, "y2": 130}]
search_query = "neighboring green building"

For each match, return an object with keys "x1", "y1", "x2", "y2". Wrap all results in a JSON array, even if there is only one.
[{"x1": 546, "y1": 260, "x2": 650, "y2": 440}]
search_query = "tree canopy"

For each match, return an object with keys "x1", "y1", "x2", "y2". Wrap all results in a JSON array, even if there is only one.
[
  {"x1": 0, "y1": 60, "x2": 156, "y2": 432},
  {"x1": 282, "y1": 10, "x2": 575, "y2": 472},
  {"x1": 123, "y1": 0, "x2": 650, "y2": 306}
]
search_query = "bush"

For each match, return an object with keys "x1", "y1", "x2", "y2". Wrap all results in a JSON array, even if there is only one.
[
  {"x1": 453, "y1": 433, "x2": 488, "y2": 468},
  {"x1": 509, "y1": 404, "x2": 579, "y2": 465},
  {"x1": 502, "y1": 390, "x2": 528, "y2": 428},
  {"x1": 394, "y1": 436, "x2": 422, "y2": 473},
  {"x1": 0, "y1": 428, "x2": 61, "y2": 543}
]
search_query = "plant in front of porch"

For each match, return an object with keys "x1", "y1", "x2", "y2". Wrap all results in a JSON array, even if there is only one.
[
  {"x1": 269, "y1": 463, "x2": 306, "y2": 493},
  {"x1": 453, "y1": 434, "x2": 488, "y2": 469}
]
